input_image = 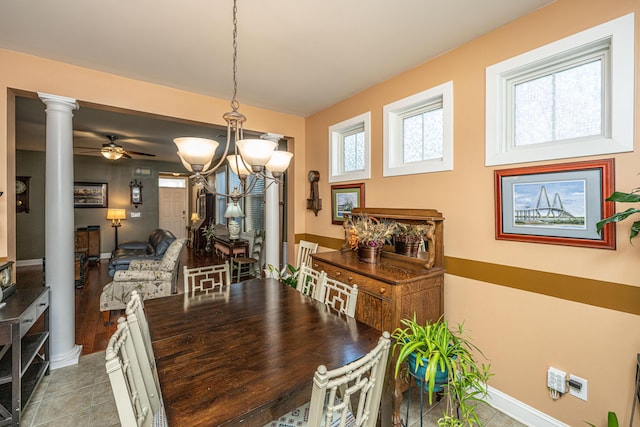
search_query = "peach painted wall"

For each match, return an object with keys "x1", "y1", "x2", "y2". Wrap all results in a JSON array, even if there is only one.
[
  {"x1": 0, "y1": 48, "x2": 306, "y2": 261},
  {"x1": 305, "y1": 0, "x2": 640, "y2": 425}
]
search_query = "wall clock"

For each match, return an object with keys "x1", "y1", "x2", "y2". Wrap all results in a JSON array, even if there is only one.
[
  {"x1": 130, "y1": 179, "x2": 143, "y2": 208},
  {"x1": 16, "y1": 176, "x2": 30, "y2": 213}
]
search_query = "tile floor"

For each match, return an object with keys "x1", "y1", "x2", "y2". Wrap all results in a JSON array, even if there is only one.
[
  {"x1": 17, "y1": 351, "x2": 526, "y2": 427},
  {"x1": 20, "y1": 351, "x2": 119, "y2": 427}
]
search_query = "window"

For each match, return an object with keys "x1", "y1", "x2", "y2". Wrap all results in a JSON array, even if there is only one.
[
  {"x1": 329, "y1": 112, "x2": 371, "y2": 183},
  {"x1": 486, "y1": 13, "x2": 634, "y2": 166},
  {"x1": 158, "y1": 177, "x2": 186, "y2": 188},
  {"x1": 383, "y1": 81, "x2": 453, "y2": 176}
]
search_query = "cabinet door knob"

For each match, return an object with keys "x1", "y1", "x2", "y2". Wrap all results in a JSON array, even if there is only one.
[
  {"x1": 347, "y1": 276, "x2": 353, "y2": 282},
  {"x1": 379, "y1": 288, "x2": 386, "y2": 294},
  {"x1": 335, "y1": 271, "x2": 341, "y2": 277},
  {"x1": 313, "y1": 264, "x2": 318, "y2": 268}
]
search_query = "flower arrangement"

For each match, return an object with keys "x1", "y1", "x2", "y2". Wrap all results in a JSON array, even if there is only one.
[
  {"x1": 345, "y1": 215, "x2": 397, "y2": 249},
  {"x1": 395, "y1": 223, "x2": 427, "y2": 241}
]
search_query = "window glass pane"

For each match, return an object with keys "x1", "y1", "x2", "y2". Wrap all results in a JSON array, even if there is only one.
[
  {"x1": 158, "y1": 177, "x2": 186, "y2": 188},
  {"x1": 215, "y1": 171, "x2": 226, "y2": 225},
  {"x1": 514, "y1": 59, "x2": 602, "y2": 147},
  {"x1": 244, "y1": 175, "x2": 265, "y2": 232},
  {"x1": 403, "y1": 108, "x2": 443, "y2": 163},
  {"x1": 343, "y1": 131, "x2": 364, "y2": 172}
]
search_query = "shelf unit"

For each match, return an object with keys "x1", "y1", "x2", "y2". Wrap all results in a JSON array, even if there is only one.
[{"x1": 0, "y1": 287, "x2": 50, "y2": 426}]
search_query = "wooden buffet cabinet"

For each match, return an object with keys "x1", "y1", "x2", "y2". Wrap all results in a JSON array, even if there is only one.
[{"x1": 310, "y1": 207, "x2": 444, "y2": 427}]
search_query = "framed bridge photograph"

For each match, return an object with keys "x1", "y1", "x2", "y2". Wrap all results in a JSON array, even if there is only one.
[{"x1": 494, "y1": 159, "x2": 615, "y2": 249}]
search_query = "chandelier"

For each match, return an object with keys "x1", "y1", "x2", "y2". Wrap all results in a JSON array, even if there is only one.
[{"x1": 175, "y1": 0, "x2": 293, "y2": 203}]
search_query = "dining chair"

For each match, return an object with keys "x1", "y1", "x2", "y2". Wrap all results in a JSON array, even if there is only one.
[
  {"x1": 264, "y1": 331, "x2": 391, "y2": 427},
  {"x1": 125, "y1": 291, "x2": 162, "y2": 414},
  {"x1": 296, "y1": 239, "x2": 319, "y2": 269},
  {"x1": 106, "y1": 317, "x2": 167, "y2": 427},
  {"x1": 230, "y1": 230, "x2": 265, "y2": 282},
  {"x1": 296, "y1": 265, "x2": 327, "y2": 300},
  {"x1": 317, "y1": 276, "x2": 358, "y2": 317},
  {"x1": 183, "y1": 262, "x2": 231, "y2": 296}
]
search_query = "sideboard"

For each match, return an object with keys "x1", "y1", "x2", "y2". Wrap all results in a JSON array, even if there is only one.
[{"x1": 310, "y1": 207, "x2": 444, "y2": 427}]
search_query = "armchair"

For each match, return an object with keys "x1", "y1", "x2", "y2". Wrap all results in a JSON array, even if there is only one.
[{"x1": 100, "y1": 238, "x2": 186, "y2": 324}]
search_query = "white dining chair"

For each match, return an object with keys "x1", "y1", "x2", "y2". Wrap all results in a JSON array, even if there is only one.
[
  {"x1": 296, "y1": 265, "x2": 327, "y2": 300},
  {"x1": 296, "y1": 239, "x2": 319, "y2": 269},
  {"x1": 125, "y1": 291, "x2": 162, "y2": 414},
  {"x1": 106, "y1": 317, "x2": 167, "y2": 427},
  {"x1": 317, "y1": 276, "x2": 358, "y2": 317},
  {"x1": 183, "y1": 263, "x2": 231, "y2": 307},
  {"x1": 264, "y1": 331, "x2": 391, "y2": 427}
]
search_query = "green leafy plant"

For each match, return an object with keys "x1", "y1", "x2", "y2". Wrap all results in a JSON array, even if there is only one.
[
  {"x1": 391, "y1": 315, "x2": 492, "y2": 427},
  {"x1": 596, "y1": 190, "x2": 640, "y2": 242},
  {"x1": 585, "y1": 411, "x2": 618, "y2": 427},
  {"x1": 267, "y1": 264, "x2": 300, "y2": 288}
]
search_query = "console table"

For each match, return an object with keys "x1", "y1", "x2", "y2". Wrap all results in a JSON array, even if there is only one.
[
  {"x1": 311, "y1": 207, "x2": 444, "y2": 427},
  {"x1": 213, "y1": 236, "x2": 248, "y2": 260},
  {"x1": 0, "y1": 287, "x2": 50, "y2": 426}
]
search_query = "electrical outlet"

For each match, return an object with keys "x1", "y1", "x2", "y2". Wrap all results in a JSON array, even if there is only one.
[
  {"x1": 547, "y1": 367, "x2": 567, "y2": 393},
  {"x1": 569, "y1": 374, "x2": 588, "y2": 401}
]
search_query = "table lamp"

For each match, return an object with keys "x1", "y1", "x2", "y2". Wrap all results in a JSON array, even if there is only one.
[
  {"x1": 106, "y1": 208, "x2": 126, "y2": 248},
  {"x1": 224, "y1": 203, "x2": 244, "y2": 240}
]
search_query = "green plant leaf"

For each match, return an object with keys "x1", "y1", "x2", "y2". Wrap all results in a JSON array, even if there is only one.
[{"x1": 606, "y1": 191, "x2": 640, "y2": 203}]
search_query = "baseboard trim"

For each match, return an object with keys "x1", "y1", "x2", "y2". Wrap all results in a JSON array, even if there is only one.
[
  {"x1": 487, "y1": 385, "x2": 569, "y2": 427},
  {"x1": 16, "y1": 258, "x2": 42, "y2": 267}
]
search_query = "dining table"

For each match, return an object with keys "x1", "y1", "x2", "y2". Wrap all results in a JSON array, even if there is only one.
[{"x1": 144, "y1": 277, "x2": 385, "y2": 427}]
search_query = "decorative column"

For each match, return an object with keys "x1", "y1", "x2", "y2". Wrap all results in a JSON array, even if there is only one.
[
  {"x1": 264, "y1": 170, "x2": 280, "y2": 277},
  {"x1": 38, "y1": 92, "x2": 82, "y2": 369}
]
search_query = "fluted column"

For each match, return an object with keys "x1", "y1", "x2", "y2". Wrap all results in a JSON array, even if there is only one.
[{"x1": 38, "y1": 92, "x2": 82, "y2": 369}]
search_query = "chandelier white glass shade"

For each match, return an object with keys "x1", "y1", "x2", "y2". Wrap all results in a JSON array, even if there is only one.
[{"x1": 173, "y1": 0, "x2": 293, "y2": 200}]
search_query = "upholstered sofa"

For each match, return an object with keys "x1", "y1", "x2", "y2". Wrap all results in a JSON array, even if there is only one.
[
  {"x1": 100, "y1": 238, "x2": 186, "y2": 324},
  {"x1": 107, "y1": 229, "x2": 176, "y2": 277}
]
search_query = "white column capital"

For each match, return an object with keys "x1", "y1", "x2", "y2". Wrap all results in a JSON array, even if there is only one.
[{"x1": 38, "y1": 92, "x2": 79, "y2": 111}]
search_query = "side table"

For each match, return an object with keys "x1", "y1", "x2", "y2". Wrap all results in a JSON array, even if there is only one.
[{"x1": 213, "y1": 236, "x2": 248, "y2": 260}]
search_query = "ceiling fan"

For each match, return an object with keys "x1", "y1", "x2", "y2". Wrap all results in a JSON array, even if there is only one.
[{"x1": 80, "y1": 134, "x2": 156, "y2": 160}]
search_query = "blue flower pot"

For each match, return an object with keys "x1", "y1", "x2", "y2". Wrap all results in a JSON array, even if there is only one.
[{"x1": 407, "y1": 352, "x2": 449, "y2": 392}]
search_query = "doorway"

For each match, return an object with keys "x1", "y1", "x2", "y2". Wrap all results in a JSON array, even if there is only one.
[{"x1": 158, "y1": 176, "x2": 188, "y2": 239}]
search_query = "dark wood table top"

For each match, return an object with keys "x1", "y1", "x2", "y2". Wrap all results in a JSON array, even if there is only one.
[{"x1": 145, "y1": 278, "x2": 381, "y2": 427}]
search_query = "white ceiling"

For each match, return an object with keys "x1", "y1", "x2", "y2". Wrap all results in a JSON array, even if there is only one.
[{"x1": 2, "y1": 0, "x2": 554, "y2": 162}]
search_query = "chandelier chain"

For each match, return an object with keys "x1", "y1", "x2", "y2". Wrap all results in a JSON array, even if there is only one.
[{"x1": 230, "y1": 0, "x2": 240, "y2": 112}]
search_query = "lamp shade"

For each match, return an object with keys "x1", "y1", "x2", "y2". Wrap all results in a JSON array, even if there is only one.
[
  {"x1": 226, "y1": 155, "x2": 252, "y2": 178},
  {"x1": 191, "y1": 212, "x2": 200, "y2": 222},
  {"x1": 224, "y1": 203, "x2": 245, "y2": 218},
  {"x1": 265, "y1": 151, "x2": 293, "y2": 174},
  {"x1": 174, "y1": 137, "x2": 219, "y2": 171},
  {"x1": 106, "y1": 208, "x2": 126, "y2": 220},
  {"x1": 101, "y1": 150, "x2": 124, "y2": 160},
  {"x1": 236, "y1": 139, "x2": 277, "y2": 169}
]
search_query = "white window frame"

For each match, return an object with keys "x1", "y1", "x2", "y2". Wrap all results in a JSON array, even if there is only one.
[
  {"x1": 328, "y1": 112, "x2": 371, "y2": 183},
  {"x1": 383, "y1": 81, "x2": 453, "y2": 177},
  {"x1": 485, "y1": 13, "x2": 634, "y2": 166}
]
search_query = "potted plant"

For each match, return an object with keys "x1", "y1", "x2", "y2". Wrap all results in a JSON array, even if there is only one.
[
  {"x1": 391, "y1": 315, "x2": 492, "y2": 427},
  {"x1": 202, "y1": 224, "x2": 216, "y2": 253},
  {"x1": 267, "y1": 263, "x2": 300, "y2": 288},
  {"x1": 596, "y1": 189, "x2": 640, "y2": 242},
  {"x1": 394, "y1": 223, "x2": 427, "y2": 257},
  {"x1": 345, "y1": 215, "x2": 397, "y2": 263}
]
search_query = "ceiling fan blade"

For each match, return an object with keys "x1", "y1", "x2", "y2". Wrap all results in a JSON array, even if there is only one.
[
  {"x1": 122, "y1": 153, "x2": 132, "y2": 159},
  {"x1": 125, "y1": 150, "x2": 156, "y2": 157}
]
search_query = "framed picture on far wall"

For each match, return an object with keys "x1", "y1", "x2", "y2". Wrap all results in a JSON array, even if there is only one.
[
  {"x1": 74, "y1": 182, "x2": 108, "y2": 208},
  {"x1": 494, "y1": 159, "x2": 615, "y2": 249},
  {"x1": 331, "y1": 183, "x2": 365, "y2": 225}
]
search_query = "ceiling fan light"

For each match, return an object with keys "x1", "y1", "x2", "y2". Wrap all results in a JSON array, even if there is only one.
[
  {"x1": 265, "y1": 151, "x2": 293, "y2": 175},
  {"x1": 102, "y1": 149, "x2": 123, "y2": 160},
  {"x1": 174, "y1": 137, "x2": 218, "y2": 170},
  {"x1": 236, "y1": 139, "x2": 277, "y2": 171},
  {"x1": 226, "y1": 155, "x2": 251, "y2": 178}
]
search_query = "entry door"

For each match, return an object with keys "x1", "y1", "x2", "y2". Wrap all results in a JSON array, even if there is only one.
[{"x1": 159, "y1": 186, "x2": 187, "y2": 239}]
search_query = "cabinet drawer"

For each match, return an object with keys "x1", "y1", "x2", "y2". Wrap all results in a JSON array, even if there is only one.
[
  {"x1": 20, "y1": 306, "x2": 37, "y2": 337},
  {"x1": 36, "y1": 290, "x2": 50, "y2": 318},
  {"x1": 314, "y1": 261, "x2": 391, "y2": 301}
]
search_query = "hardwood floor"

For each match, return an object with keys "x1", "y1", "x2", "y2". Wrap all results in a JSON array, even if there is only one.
[{"x1": 16, "y1": 247, "x2": 221, "y2": 355}]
